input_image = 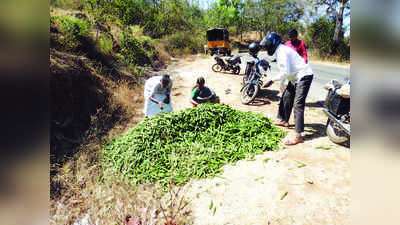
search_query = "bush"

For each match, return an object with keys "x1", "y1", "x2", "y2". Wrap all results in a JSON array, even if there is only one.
[
  {"x1": 276, "y1": 21, "x2": 304, "y2": 41},
  {"x1": 119, "y1": 27, "x2": 150, "y2": 66},
  {"x1": 60, "y1": 15, "x2": 89, "y2": 36},
  {"x1": 50, "y1": 0, "x2": 84, "y2": 9},
  {"x1": 305, "y1": 16, "x2": 350, "y2": 61},
  {"x1": 52, "y1": 15, "x2": 91, "y2": 50},
  {"x1": 336, "y1": 39, "x2": 350, "y2": 61},
  {"x1": 166, "y1": 31, "x2": 203, "y2": 55},
  {"x1": 305, "y1": 17, "x2": 335, "y2": 58},
  {"x1": 96, "y1": 35, "x2": 113, "y2": 55}
]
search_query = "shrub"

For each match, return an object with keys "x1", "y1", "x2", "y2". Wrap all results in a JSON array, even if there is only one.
[
  {"x1": 50, "y1": 0, "x2": 84, "y2": 9},
  {"x1": 96, "y1": 35, "x2": 113, "y2": 55},
  {"x1": 305, "y1": 17, "x2": 335, "y2": 58},
  {"x1": 52, "y1": 15, "x2": 91, "y2": 50},
  {"x1": 166, "y1": 31, "x2": 203, "y2": 55},
  {"x1": 119, "y1": 27, "x2": 150, "y2": 66}
]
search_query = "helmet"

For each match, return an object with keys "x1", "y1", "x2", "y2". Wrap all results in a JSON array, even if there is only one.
[
  {"x1": 248, "y1": 42, "x2": 260, "y2": 55},
  {"x1": 260, "y1": 32, "x2": 282, "y2": 56}
]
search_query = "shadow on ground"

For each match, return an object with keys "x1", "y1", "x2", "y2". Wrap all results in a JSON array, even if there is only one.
[
  {"x1": 244, "y1": 89, "x2": 280, "y2": 106},
  {"x1": 302, "y1": 123, "x2": 327, "y2": 141},
  {"x1": 306, "y1": 101, "x2": 325, "y2": 108}
]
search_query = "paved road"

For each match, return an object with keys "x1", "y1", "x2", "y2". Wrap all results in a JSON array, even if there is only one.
[{"x1": 237, "y1": 51, "x2": 350, "y2": 103}]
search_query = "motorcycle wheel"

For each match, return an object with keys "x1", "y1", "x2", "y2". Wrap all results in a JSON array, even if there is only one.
[
  {"x1": 212, "y1": 64, "x2": 223, "y2": 72},
  {"x1": 326, "y1": 118, "x2": 349, "y2": 145},
  {"x1": 240, "y1": 83, "x2": 259, "y2": 104},
  {"x1": 233, "y1": 66, "x2": 240, "y2": 75}
]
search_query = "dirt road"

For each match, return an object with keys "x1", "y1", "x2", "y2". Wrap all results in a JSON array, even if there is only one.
[{"x1": 167, "y1": 55, "x2": 350, "y2": 225}]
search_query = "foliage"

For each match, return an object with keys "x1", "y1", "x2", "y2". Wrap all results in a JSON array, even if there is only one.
[
  {"x1": 52, "y1": 14, "x2": 91, "y2": 50},
  {"x1": 119, "y1": 27, "x2": 150, "y2": 66},
  {"x1": 305, "y1": 16, "x2": 335, "y2": 57},
  {"x1": 104, "y1": 103, "x2": 285, "y2": 187},
  {"x1": 276, "y1": 21, "x2": 304, "y2": 41},
  {"x1": 59, "y1": 14, "x2": 90, "y2": 36},
  {"x1": 51, "y1": 0, "x2": 350, "y2": 60},
  {"x1": 166, "y1": 31, "x2": 204, "y2": 55},
  {"x1": 336, "y1": 37, "x2": 350, "y2": 61},
  {"x1": 50, "y1": 0, "x2": 85, "y2": 9},
  {"x1": 96, "y1": 35, "x2": 113, "y2": 55}
]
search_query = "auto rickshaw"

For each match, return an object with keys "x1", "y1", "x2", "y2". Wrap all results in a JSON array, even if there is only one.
[{"x1": 206, "y1": 28, "x2": 231, "y2": 56}]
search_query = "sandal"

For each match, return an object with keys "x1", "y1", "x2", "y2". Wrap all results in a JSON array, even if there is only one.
[
  {"x1": 283, "y1": 137, "x2": 304, "y2": 146},
  {"x1": 274, "y1": 121, "x2": 289, "y2": 127}
]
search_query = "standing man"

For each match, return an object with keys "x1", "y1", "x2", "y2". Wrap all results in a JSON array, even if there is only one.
[
  {"x1": 285, "y1": 29, "x2": 308, "y2": 64},
  {"x1": 261, "y1": 32, "x2": 314, "y2": 145},
  {"x1": 143, "y1": 74, "x2": 173, "y2": 118}
]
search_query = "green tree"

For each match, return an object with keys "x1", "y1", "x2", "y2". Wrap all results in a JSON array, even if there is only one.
[
  {"x1": 305, "y1": 16, "x2": 335, "y2": 57},
  {"x1": 312, "y1": 0, "x2": 350, "y2": 54}
]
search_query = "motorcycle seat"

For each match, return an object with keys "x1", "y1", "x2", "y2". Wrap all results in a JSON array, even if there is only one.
[{"x1": 226, "y1": 55, "x2": 240, "y2": 64}]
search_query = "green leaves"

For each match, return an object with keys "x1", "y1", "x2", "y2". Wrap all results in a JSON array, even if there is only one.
[{"x1": 103, "y1": 104, "x2": 285, "y2": 187}]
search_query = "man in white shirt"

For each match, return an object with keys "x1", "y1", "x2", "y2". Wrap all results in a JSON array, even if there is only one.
[{"x1": 260, "y1": 32, "x2": 314, "y2": 145}]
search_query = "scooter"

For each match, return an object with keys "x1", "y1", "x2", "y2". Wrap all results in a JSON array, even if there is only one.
[
  {"x1": 211, "y1": 50, "x2": 241, "y2": 74},
  {"x1": 323, "y1": 79, "x2": 350, "y2": 145}
]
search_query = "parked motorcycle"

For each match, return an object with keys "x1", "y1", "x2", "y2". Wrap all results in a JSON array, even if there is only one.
[
  {"x1": 323, "y1": 79, "x2": 350, "y2": 145},
  {"x1": 240, "y1": 55, "x2": 270, "y2": 104},
  {"x1": 211, "y1": 52, "x2": 241, "y2": 74}
]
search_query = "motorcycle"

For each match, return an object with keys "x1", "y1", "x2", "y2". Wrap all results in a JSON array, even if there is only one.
[
  {"x1": 323, "y1": 79, "x2": 350, "y2": 145},
  {"x1": 211, "y1": 51, "x2": 241, "y2": 74},
  {"x1": 240, "y1": 55, "x2": 271, "y2": 104}
]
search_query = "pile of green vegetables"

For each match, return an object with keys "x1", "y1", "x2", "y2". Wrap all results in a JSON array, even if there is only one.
[{"x1": 104, "y1": 103, "x2": 285, "y2": 186}]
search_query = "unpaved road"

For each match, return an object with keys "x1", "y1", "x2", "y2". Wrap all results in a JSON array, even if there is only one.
[{"x1": 166, "y1": 55, "x2": 350, "y2": 225}]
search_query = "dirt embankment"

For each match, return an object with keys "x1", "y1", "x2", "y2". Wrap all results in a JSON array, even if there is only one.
[{"x1": 168, "y1": 55, "x2": 350, "y2": 225}]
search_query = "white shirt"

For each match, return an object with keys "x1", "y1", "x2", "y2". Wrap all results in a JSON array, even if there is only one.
[{"x1": 266, "y1": 44, "x2": 313, "y2": 83}]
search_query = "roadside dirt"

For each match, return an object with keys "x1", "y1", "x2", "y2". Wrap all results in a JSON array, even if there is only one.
[{"x1": 169, "y1": 55, "x2": 350, "y2": 225}]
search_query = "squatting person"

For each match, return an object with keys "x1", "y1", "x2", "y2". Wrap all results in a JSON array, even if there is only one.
[{"x1": 190, "y1": 77, "x2": 220, "y2": 107}]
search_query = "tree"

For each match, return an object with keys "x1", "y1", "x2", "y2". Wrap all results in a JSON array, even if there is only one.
[
  {"x1": 312, "y1": 0, "x2": 350, "y2": 54},
  {"x1": 305, "y1": 16, "x2": 335, "y2": 57},
  {"x1": 238, "y1": 0, "x2": 305, "y2": 40}
]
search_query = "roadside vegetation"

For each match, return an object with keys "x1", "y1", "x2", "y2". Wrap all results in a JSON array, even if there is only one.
[{"x1": 50, "y1": 0, "x2": 350, "y2": 224}]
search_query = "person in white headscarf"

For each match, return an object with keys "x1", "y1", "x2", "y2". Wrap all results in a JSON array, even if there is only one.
[{"x1": 143, "y1": 74, "x2": 173, "y2": 118}]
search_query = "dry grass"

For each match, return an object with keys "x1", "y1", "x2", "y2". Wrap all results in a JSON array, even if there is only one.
[
  {"x1": 308, "y1": 51, "x2": 350, "y2": 65},
  {"x1": 50, "y1": 152, "x2": 193, "y2": 224}
]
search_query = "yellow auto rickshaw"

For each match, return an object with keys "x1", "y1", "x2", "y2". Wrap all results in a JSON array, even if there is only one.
[{"x1": 206, "y1": 28, "x2": 231, "y2": 56}]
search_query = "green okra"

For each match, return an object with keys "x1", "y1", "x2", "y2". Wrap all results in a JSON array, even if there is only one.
[{"x1": 103, "y1": 104, "x2": 286, "y2": 187}]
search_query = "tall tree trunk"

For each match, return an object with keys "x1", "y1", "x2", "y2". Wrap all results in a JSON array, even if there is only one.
[
  {"x1": 331, "y1": 0, "x2": 346, "y2": 55},
  {"x1": 240, "y1": 14, "x2": 243, "y2": 42},
  {"x1": 333, "y1": 0, "x2": 345, "y2": 42}
]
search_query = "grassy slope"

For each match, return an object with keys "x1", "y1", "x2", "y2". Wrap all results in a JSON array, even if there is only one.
[{"x1": 50, "y1": 7, "x2": 195, "y2": 225}]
